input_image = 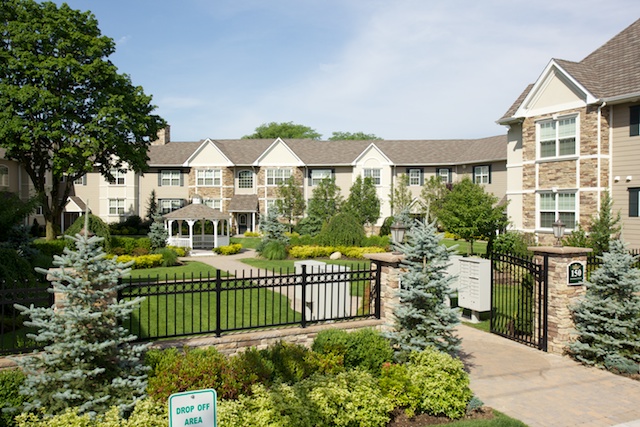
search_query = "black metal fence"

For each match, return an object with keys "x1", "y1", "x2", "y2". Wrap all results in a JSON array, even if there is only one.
[
  {"x1": 1, "y1": 263, "x2": 380, "y2": 354},
  {"x1": 586, "y1": 248, "x2": 640, "y2": 278},
  {"x1": 490, "y1": 252, "x2": 548, "y2": 351},
  {"x1": 0, "y1": 280, "x2": 53, "y2": 356}
]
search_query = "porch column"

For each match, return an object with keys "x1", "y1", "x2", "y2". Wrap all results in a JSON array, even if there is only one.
[
  {"x1": 212, "y1": 219, "x2": 219, "y2": 248},
  {"x1": 186, "y1": 220, "x2": 196, "y2": 249},
  {"x1": 529, "y1": 246, "x2": 592, "y2": 355},
  {"x1": 251, "y1": 212, "x2": 256, "y2": 232}
]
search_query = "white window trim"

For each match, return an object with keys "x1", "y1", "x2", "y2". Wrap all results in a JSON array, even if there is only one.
[
  {"x1": 408, "y1": 169, "x2": 421, "y2": 186},
  {"x1": 203, "y1": 198, "x2": 222, "y2": 210},
  {"x1": 161, "y1": 170, "x2": 181, "y2": 187},
  {"x1": 536, "y1": 114, "x2": 579, "y2": 160},
  {"x1": 109, "y1": 169, "x2": 126, "y2": 186},
  {"x1": 474, "y1": 165, "x2": 490, "y2": 184},
  {"x1": 363, "y1": 168, "x2": 381, "y2": 186},
  {"x1": 237, "y1": 170, "x2": 254, "y2": 189},
  {"x1": 196, "y1": 169, "x2": 222, "y2": 187},
  {"x1": 537, "y1": 191, "x2": 577, "y2": 230},
  {"x1": 108, "y1": 198, "x2": 126, "y2": 215},
  {"x1": 0, "y1": 165, "x2": 9, "y2": 187},
  {"x1": 311, "y1": 169, "x2": 332, "y2": 186},
  {"x1": 266, "y1": 168, "x2": 292, "y2": 186},
  {"x1": 159, "y1": 199, "x2": 183, "y2": 214},
  {"x1": 438, "y1": 168, "x2": 451, "y2": 183}
]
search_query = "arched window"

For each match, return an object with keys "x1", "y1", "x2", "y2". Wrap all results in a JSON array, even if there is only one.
[{"x1": 238, "y1": 170, "x2": 253, "y2": 189}]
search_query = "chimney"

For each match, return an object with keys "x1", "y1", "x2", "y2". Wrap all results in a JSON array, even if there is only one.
[{"x1": 152, "y1": 125, "x2": 171, "y2": 146}]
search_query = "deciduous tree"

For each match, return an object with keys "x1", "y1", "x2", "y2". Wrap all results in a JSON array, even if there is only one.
[
  {"x1": 343, "y1": 176, "x2": 380, "y2": 232},
  {"x1": 305, "y1": 177, "x2": 344, "y2": 235},
  {"x1": 275, "y1": 176, "x2": 306, "y2": 231},
  {"x1": 389, "y1": 174, "x2": 413, "y2": 216},
  {"x1": 242, "y1": 122, "x2": 321, "y2": 140},
  {"x1": 328, "y1": 131, "x2": 382, "y2": 140},
  {"x1": 0, "y1": 0, "x2": 165, "y2": 240}
]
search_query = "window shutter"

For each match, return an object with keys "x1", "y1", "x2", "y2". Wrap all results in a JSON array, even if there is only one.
[
  {"x1": 488, "y1": 165, "x2": 492, "y2": 184},
  {"x1": 158, "y1": 172, "x2": 162, "y2": 187},
  {"x1": 331, "y1": 168, "x2": 335, "y2": 179},
  {"x1": 447, "y1": 168, "x2": 452, "y2": 183},
  {"x1": 420, "y1": 168, "x2": 424, "y2": 186},
  {"x1": 630, "y1": 189, "x2": 639, "y2": 217},
  {"x1": 631, "y1": 106, "x2": 640, "y2": 137},
  {"x1": 472, "y1": 167, "x2": 477, "y2": 184},
  {"x1": 180, "y1": 172, "x2": 184, "y2": 187},
  {"x1": 308, "y1": 170, "x2": 312, "y2": 186}
]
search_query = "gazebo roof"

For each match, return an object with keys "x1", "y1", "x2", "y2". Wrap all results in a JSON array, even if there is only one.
[{"x1": 163, "y1": 203, "x2": 230, "y2": 221}]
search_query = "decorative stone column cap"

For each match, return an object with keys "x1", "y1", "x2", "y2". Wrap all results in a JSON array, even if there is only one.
[
  {"x1": 528, "y1": 246, "x2": 593, "y2": 255},
  {"x1": 364, "y1": 252, "x2": 405, "y2": 267}
]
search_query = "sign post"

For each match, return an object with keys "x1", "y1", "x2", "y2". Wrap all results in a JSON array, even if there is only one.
[
  {"x1": 169, "y1": 389, "x2": 217, "y2": 427},
  {"x1": 567, "y1": 261, "x2": 585, "y2": 286}
]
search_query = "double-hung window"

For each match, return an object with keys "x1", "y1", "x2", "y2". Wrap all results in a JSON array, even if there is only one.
[
  {"x1": 473, "y1": 165, "x2": 491, "y2": 184},
  {"x1": 436, "y1": 168, "x2": 452, "y2": 184},
  {"x1": 539, "y1": 192, "x2": 576, "y2": 229},
  {"x1": 109, "y1": 169, "x2": 126, "y2": 185},
  {"x1": 203, "y1": 198, "x2": 222, "y2": 210},
  {"x1": 159, "y1": 199, "x2": 184, "y2": 214},
  {"x1": 629, "y1": 188, "x2": 640, "y2": 217},
  {"x1": 408, "y1": 169, "x2": 422, "y2": 186},
  {"x1": 630, "y1": 106, "x2": 640, "y2": 137},
  {"x1": 196, "y1": 169, "x2": 221, "y2": 186},
  {"x1": 363, "y1": 168, "x2": 381, "y2": 186},
  {"x1": 0, "y1": 165, "x2": 8, "y2": 187},
  {"x1": 161, "y1": 170, "x2": 181, "y2": 186},
  {"x1": 539, "y1": 116, "x2": 577, "y2": 158},
  {"x1": 109, "y1": 198, "x2": 125, "y2": 215},
  {"x1": 238, "y1": 170, "x2": 253, "y2": 189},
  {"x1": 310, "y1": 169, "x2": 332, "y2": 186},
  {"x1": 266, "y1": 169, "x2": 291, "y2": 186}
]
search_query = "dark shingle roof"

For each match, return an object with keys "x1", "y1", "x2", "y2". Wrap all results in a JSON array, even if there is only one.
[
  {"x1": 163, "y1": 203, "x2": 230, "y2": 220},
  {"x1": 148, "y1": 141, "x2": 201, "y2": 166},
  {"x1": 228, "y1": 195, "x2": 259, "y2": 212},
  {"x1": 499, "y1": 18, "x2": 640, "y2": 122}
]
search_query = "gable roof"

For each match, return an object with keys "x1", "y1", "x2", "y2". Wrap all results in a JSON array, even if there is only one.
[
  {"x1": 499, "y1": 18, "x2": 640, "y2": 123},
  {"x1": 146, "y1": 136, "x2": 507, "y2": 168}
]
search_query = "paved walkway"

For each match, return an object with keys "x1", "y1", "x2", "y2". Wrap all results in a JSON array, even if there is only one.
[{"x1": 190, "y1": 250, "x2": 640, "y2": 427}]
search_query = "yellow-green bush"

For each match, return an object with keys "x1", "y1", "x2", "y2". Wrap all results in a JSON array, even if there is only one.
[
  {"x1": 289, "y1": 245, "x2": 385, "y2": 259},
  {"x1": 15, "y1": 398, "x2": 167, "y2": 427},
  {"x1": 114, "y1": 254, "x2": 164, "y2": 269},
  {"x1": 213, "y1": 243, "x2": 242, "y2": 255},
  {"x1": 167, "y1": 245, "x2": 189, "y2": 257},
  {"x1": 243, "y1": 231, "x2": 260, "y2": 237}
]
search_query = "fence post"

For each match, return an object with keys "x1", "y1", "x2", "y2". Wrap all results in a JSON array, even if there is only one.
[
  {"x1": 529, "y1": 246, "x2": 592, "y2": 355},
  {"x1": 374, "y1": 262, "x2": 382, "y2": 319},
  {"x1": 300, "y1": 264, "x2": 307, "y2": 328},
  {"x1": 215, "y1": 269, "x2": 222, "y2": 337},
  {"x1": 364, "y1": 253, "x2": 404, "y2": 331}
]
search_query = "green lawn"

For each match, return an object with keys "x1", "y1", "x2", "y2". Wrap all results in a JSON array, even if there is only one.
[
  {"x1": 449, "y1": 410, "x2": 528, "y2": 426},
  {"x1": 124, "y1": 260, "x2": 219, "y2": 280},
  {"x1": 441, "y1": 238, "x2": 488, "y2": 256},
  {"x1": 230, "y1": 236, "x2": 261, "y2": 249}
]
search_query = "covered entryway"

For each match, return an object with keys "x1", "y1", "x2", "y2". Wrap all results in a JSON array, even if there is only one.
[
  {"x1": 490, "y1": 252, "x2": 548, "y2": 351},
  {"x1": 62, "y1": 196, "x2": 87, "y2": 233},
  {"x1": 228, "y1": 195, "x2": 258, "y2": 235},
  {"x1": 163, "y1": 202, "x2": 231, "y2": 249}
]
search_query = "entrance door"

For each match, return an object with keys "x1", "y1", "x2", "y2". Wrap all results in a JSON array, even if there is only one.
[{"x1": 238, "y1": 214, "x2": 248, "y2": 234}]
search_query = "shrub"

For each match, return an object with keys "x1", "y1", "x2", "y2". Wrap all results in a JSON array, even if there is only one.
[
  {"x1": 243, "y1": 231, "x2": 260, "y2": 237},
  {"x1": 0, "y1": 368, "x2": 26, "y2": 427},
  {"x1": 259, "y1": 341, "x2": 318, "y2": 384},
  {"x1": 288, "y1": 233, "x2": 317, "y2": 246},
  {"x1": 318, "y1": 212, "x2": 365, "y2": 247},
  {"x1": 303, "y1": 370, "x2": 395, "y2": 427},
  {"x1": 213, "y1": 243, "x2": 242, "y2": 255},
  {"x1": 64, "y1": 214, "x2": 112, "y2": 251},
  {"x1": 312, "y1": 328, "x2": 393, "y2": 375},
  {"x1": 341, "y1": 246, "x2": 386, "y2": 258},
  {"x1": 114, "y1": 254, "x2": 164, "y2": 269},
  {"x1": 30, "y1": 239, "x2": 67, "y2": 258},
  {"x1": 15, "y1": 398, "x2": 167, "y2": 427},
  {"x1": 391, "y1": 348, "x2": 473, "y2": 419},
  {"x1": 167, "y1": 245, "x2": 189, "y2": 257},
  {"x1": 260, "y1": 240, "x2": 288, "y2": 260},
  {"x1": 0, "y1": 248, "x2": 40, "y2": 285},
  {"x1": 491, "y1": 231, "x2": 533, "y2": 256},
  {"x1": 379, "y1": 216, "x2": 395, "y2": 237},
  {"x1": 362, "y1": 234, "x2": 391, "y2": 249},
  {"x1": 289, "y1": 245, "x2": 334, "y2": 259},
  {"x1": 147, "y1": 347, "x2": 243, "y2": 401},
  {"x1": 155, "y1": 248, "x2": 178, "y2": 267}
]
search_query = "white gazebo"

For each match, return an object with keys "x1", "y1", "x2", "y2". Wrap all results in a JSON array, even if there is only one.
[{"x1": 163, "y1": 202, "x2": 231, "y2": 249}]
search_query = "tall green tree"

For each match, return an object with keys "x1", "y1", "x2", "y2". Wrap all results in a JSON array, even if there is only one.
[
  {"x1": 343, "y1": 176, "x2": 380, "y2": 231},
  {"x1": 389, "y1": 174, "x2": 413, "y2": 216},
  {"x1": 242, "y1": 122, "x2": 322, "y2": 140},
  {"x1": 420, "y1": 176, "x2": 450, "y2": 223},
  {"x1": 564, "y1": 191, "x2": 621, "y2": 255},
  {"x1": 305, "y1": 177, "x2": 344, "y2": 234},
  {"x1": 438, "y1": 178, "x2": 507, "y2": 255},
  {"x1": 328, "y1": 131, "x2": 382, "y2": 140},
  {"x1": 0, "y1": 0, "x2": 165, "y2": 240},
  {"x1": 275, "y1": 176, "x2": 306, "y2": 231}
]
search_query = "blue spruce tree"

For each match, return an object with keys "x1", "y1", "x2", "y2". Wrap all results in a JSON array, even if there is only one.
[
  {"x1": 569, "y1": 239, "x2": 640, "y2": 374},
  {"x1": 388, "y1": 219, "x2": 461, "y2": 357},
  {"x1": 14, "y1": 224, "x2": 148, "y2": 416}
]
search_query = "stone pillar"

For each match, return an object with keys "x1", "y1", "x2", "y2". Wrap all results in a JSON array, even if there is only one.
[
  {"x1": 529, "y1": 246, "x2": 592, "y2": 355},
  {"x1": 364, "y1": 253, "x2": 404, "y2": 331}
]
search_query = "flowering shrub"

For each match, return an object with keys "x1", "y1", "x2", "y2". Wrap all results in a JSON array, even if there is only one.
[{"x1": 213, "y1": 243, "x2": 242, "y2": 255}]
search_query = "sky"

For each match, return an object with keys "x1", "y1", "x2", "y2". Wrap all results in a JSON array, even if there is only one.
[{"x1": 51, "y1": 0, "x2": 640, "y2": 142}]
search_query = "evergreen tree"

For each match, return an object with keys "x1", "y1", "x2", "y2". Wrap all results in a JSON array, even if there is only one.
[
  {"x1": 145, "y1": 190, "x2": 158, "y2": 222},
  {"x1": 343, "y1": 176, "x2": 380, "y2": 229},
  {"x1": 588, "y1": 191, "x2": 621, "y2": 255},
  {"x1": 389, "y1": 174, "x2": 413, "y2": 216},
  {"x1": 305, "y1": 177, "x2": 343, "y2": 235},
  {"x1": 568, "y1": 239, "x2": 640, "y2": 374},
  {"x1": 14, "y1": 225, "x2": 149, "y2": 416},
  {"x1": 148, "y1": 211, "x2": 168, "y2": 251},
  {"x1": 257, "y1": 209, "x2": 290, "y2": 259},
  {"x1": 387, "y1": 219, "x2": 461, "y2": 357}
]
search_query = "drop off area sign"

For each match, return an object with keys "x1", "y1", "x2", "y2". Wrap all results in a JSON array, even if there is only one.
[{"x1": 169, "y1": 389, "x2": 217, "y2": 427}]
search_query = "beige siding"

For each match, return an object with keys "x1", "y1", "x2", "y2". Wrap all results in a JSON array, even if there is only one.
[{"x1": 611, "y1": 103, "x2": 640, "y2": 248}]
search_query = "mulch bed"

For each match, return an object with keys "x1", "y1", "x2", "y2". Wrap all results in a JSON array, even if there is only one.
[{"x1": 387, "y1": 407, "x2": 495, "y2": 426}]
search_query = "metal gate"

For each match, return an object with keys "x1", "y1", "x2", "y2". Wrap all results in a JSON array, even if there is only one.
[{"x1": 490, "y1": 252, "x2": 548, "y2": 351}]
